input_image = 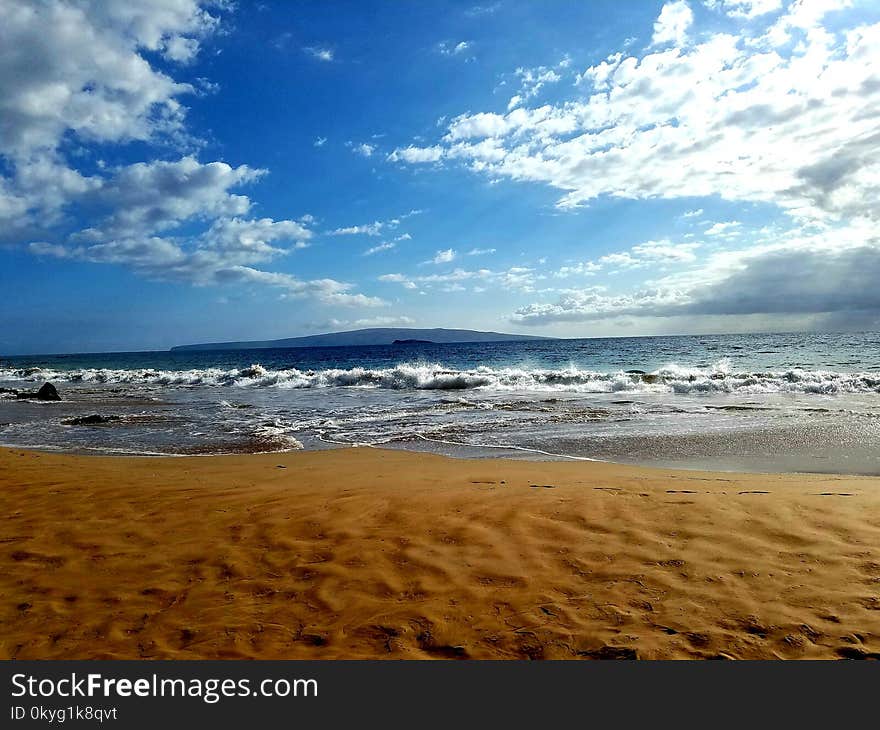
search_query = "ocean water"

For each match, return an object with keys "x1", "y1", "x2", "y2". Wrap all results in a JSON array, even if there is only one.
[{"x1": 2, "y1": 331, "x2": 880, "y2": 473}]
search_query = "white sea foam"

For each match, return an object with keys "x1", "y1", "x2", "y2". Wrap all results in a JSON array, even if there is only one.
[{"x1": 2, "y1": 360, "x2": 880, "y2": 395}]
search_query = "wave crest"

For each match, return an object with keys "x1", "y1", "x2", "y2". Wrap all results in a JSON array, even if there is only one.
[{"x1": 2, "y1": 360, "x2": 880, "y2": 394}]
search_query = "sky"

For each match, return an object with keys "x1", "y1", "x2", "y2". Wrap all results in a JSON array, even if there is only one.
[{"x1": 1, "y1": 0, "x2": 880, "y2": 354}]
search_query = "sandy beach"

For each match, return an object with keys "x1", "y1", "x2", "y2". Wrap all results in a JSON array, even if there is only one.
[{"x1": 1, "y1": 446, "x2": 879, "y2": 660}]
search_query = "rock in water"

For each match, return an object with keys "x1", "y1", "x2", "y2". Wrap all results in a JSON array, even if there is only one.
[
  {"x1": 36, "y1": 383, "x2": 61, "y2": 401},
  {"x1": 64, "y1": 414, "x2": 118, "y2": 426}
]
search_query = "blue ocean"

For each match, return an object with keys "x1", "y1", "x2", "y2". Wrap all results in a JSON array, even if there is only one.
[{"x1": 2, "y1": 331, "x2": 880, "y2": 473}]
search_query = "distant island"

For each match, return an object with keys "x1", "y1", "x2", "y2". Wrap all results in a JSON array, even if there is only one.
[{"x1": 171, "y1": 327, "x2": 553, "y2": 352}]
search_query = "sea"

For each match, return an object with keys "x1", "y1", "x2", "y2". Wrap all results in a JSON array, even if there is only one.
[{"x1": 2, "y1": 331, "x2": 880, "y2": 474}]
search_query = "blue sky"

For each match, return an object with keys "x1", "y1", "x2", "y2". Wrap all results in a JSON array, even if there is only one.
[{"x1": 2, "y1": 0, "x2": 880, "y2": 353}]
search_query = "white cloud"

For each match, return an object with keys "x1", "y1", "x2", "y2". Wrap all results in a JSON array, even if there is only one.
[
  {"x1": 364, "y1": 241, "x2": 397, "y2": 256},
  {"x1": 512, "y1": 215, "x2": 880, "y2": 325},
  {"x1": 704, "y1": 0, "x2": 782, "y2": 19},
  {"x1": 355, "y1": 315, "x2": 415, "y2": 326},
  {"x1": 314, "y1": 136, "x2": 327, "y2": 147},
  {"x1": 553, "y1": 261, "x2": 602, "y2": 278},
  {"x1": 0, "y1": 0, "x2": 215, "y2": 159},
  {"x1": 304, "y1": 46, "x2": 334, "y2": 62},
  {"x1": 427, "y1": 248, "x2": 457, "y2": 264},
  {"x1": 318, "y1": 315, "x2": 416, "y2": 329},
  {"x1": 200, "y1": 217, "x2": 311, "y2": 261},
  {"x1": 352, "y1": 142, "x2": 375, "y2": 157},
  {"x1": 464, "y1": 3, "x2": 500, "y2": 17},
  {"x1": 387, "y1": 145, "x2": 444, "y2": 163},
  {"x1": 466, "y1": 247, "x2": 496, "y2": 256},
  {"x1": 329, "y1": 211, "x2": 421, "y2": 237},
  {"x1": 380, "y1": 265, "x2": 541, "y2": 293},
  {"x1": 163, "y1": 34, "x2": 201, "y2": 63},
  {"x1": 509, "y1": 63, "x2": 564, "y2": 106},
  {"x1": 704, "y1": 220, "x2": 742, "y2": 236},
  {"x1": 652, "y1": 1, "x2": 694, "y2": 46},
  {"x1": 0, "y1": 1, "x2": 380, "y2": 309},
  {"x1": 603, "y1": 239, "x2": 701, "y2": 268},
  {"x1": 331, "y1": 221, "x2": 385, "y2": 236},
  {"x1": 682, "y1": 208, "x2": 704, "y2": 218},
  {"x1": 512, "y1": 288, "x2": 689, "y2": 324},
  {"x1": 512, "y1": 225, "x2": 880, "y2": 325},
  {"x1": 76, "y1": 156, "x2": 262, "y2": 242},
  {"x1": 390, "y1": 2, "x2": 880, "y2": 226},
  {"x1": 438, "y1": 41, "x2": 473, "y2": 56},
  {"x1": 31, "y1": 212, "x2": 384, "y2": 308}
]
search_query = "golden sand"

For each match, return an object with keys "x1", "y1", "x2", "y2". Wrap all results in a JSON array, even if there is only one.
[{"x1": 1, "y1": 446, "x2": 879, "y2": 659}]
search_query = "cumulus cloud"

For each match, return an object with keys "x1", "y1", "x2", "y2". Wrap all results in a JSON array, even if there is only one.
[
  {"x1": 652, "y1": 1, "x2": 694, "y2": 46},
  {"x1": 512, "y1": 288, "x2": 688, "y2": 324},
  {"x1": 426, "y1": 248, "x2": 457, "y2": 264},
  {"x1": 76, "y1": 157, "x2": 262, "y2": 242},
  {"x1": 36, "y1": 228, "x2": 385, "y2": 308},
  {"x1": 389, "y1": 1, "x2": 880, "y2": 224},
  {"x1": 352, "y1": 142, "x2": 375, "y2": 157},
  {"x1": 513, "y1": 221, "x2": 880, "y2": 324},
  {"x1": 0, "y1": 0, "x2": 214, "y2": 159},
  {"x1": 0, "y1": 1, "x2": 381, "y2": 309},
  {"x1": 385, "y1": 0, "x2": 880, "y2": 328},
  {"x1": 704, "y1": 0, "x2": 782, "y2": 18}
]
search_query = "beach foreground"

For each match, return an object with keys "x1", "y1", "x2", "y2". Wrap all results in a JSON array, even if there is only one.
[{"x1": 2, "y1": 447, "x2": 879, "y2": 660}]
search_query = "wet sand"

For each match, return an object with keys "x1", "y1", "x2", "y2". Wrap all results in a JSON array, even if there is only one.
[{"x1": 1, "y1": 446, "x2": 879, "y2": 659}]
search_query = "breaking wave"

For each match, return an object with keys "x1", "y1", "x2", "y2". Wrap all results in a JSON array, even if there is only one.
[{"x1": 3, "y1": 360, "x2": 880, "y2": 395}]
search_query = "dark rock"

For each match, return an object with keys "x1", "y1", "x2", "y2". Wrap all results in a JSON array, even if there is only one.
[
  {"x1": 64, "y1": 414, "x2": 119, "y2": 426},
  {"x1": 16, "y1": 382, "x2": 61, "y2": 400},
  {"x1": 625, "y1": 369, "x2": 647, "y2": 375},
  {"x1": 37, "y1": 383, "x2": 60, "y2": 400}
]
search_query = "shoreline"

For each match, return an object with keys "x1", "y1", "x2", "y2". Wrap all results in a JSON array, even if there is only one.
[
  {"x1": 2, "y1": 446, "x2": 879, "y2": 659},
  {"x1": 4, "y1": 439, "x2": 880, "y2": 478}
]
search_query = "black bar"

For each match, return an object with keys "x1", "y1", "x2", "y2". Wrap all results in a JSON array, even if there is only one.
[{"x1": 1, "y1": 660, "x2": 873, "y2": 727}]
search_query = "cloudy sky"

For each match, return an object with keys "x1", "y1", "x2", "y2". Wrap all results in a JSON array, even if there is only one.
[{"x1": 2, "y1": 0, "x2": 879, "y2": 353}]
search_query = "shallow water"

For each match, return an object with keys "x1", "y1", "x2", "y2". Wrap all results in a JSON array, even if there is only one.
[{"x1": 2, "y1": 331, "x2": 880, "y2": 473}]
